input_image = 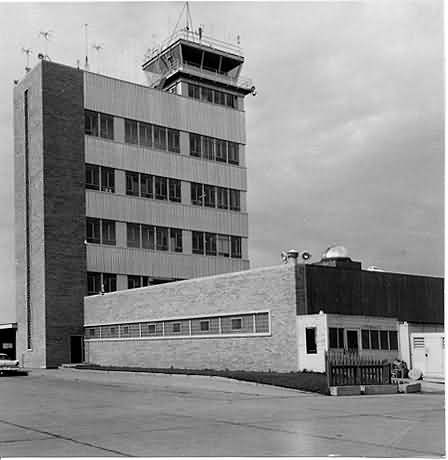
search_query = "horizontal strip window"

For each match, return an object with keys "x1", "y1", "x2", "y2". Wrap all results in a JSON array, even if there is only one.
[
  {"x1": 86, "y1": 218, "x2": 116, "y2": 246},
  {"x1": 192, "y1": 232, "x2": 242, "y2": 259},
  {"x1": 86, "y1": 164, "x2": 115, "y2": 193},
  {"x1": 85, "y1": 110, "x2": 114, "y2": 140},
  {"x1": 126, "y1": 171, "x2": 181, "y2": 203},
  {"x1": 187, "y1": 83, "x2": 239, "y2": 110},
  {"x1": 125, "y1": 118, "x2": 180, "y2": 153},
  {"x1": 87, "y1": 272, "x2": 117, "y2": 296},
  {"x1": 85, "y1": 312, "x2": 270, "y2": 341},
  {"x1": 191, "y1": 183, "x2": 241, "y2": 211},
  {"x1": 361, "y1": 329, "x2": 398, "y2": 351},
  {"x1": 127, "y1": 223, "x2": 182, "y2": 253},
  {"x1": 189, "y1": 133, "x2": 240, "y2": 165}
]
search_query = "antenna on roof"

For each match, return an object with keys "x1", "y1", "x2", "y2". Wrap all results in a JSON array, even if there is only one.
[
  {"x1": 38, "y1": 30, "x2": 53, "y2": 60},
  {"x1": 22, "y1": 47, "x2": 32, "y2": 73},
  {"x1": 84, "y1": 24, "x2": 89, "y2": 70},
  {"x1": 92, "y1": 43, "x2": 103, "y2": 73}
]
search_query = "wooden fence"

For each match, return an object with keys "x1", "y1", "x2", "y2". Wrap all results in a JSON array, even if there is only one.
[{"x1": 326, "y1": 351, "x2": 392, "y2": 386}]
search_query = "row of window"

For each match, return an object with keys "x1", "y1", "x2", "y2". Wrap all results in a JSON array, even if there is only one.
[
  {"x1": 85, "y1": 110, "x2": 241, "y2": 166},
  {"x1": 360, "y1": 329, "x2": 398, "y2": 351},
  {"x1": 192, "y1": 232, "x2": 242, "y2": 258},
  {"x1": 86, "y1": 218, "x2": 244, "y2": 259},
  {"x1": 89, "y1": 168, "x2": 242, "y2": 212},
  {"x1": 187, "y1": 83, "x2": 239, "y2": 109},
  {"x1": 126, "y1": 171, "x2": 181, "y2": 202},
  {"x1": 125, "y1": 119, "x2": 180, "y2": 153},
  {"x1": 85, "y1": 312, "x2": 270, "y2": 339},
  {"x1": 127, "y1": 223, "x2": 182, "y2": 252},
  {"x1": 87, "y1": 272, "x2": 179, "y2": 296},
  {"x1": 190, "y1": 183, "x2": 240, "y2": 211},
  {"x1": 189, "y1": 133, "x2": 239, "y2": 164}
]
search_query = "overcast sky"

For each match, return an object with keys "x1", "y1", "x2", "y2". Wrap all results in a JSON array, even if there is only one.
[{"x1": 0, "y1": 1, "x2": 444, "y2": 322}]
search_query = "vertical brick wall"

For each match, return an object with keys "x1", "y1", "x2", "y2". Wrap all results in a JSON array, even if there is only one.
[
  {"x1": 85, "y1": 264, "x2": 299, "y2": 372},
  {"x1": 41, "y1": 61, "x2": 85, "y2": 367},
  {"x1": 14, "y1": 63, "x2": 47, "y2": 368}
]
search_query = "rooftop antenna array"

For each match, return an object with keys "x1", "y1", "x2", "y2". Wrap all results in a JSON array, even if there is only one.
[
  {"x1": 92, "y1": 43, "x2": 104, "y2": 73},
  {"x1": 22, "y1": 47, "x2": 32, "y2": 73},
  {"x1": 38, "y1": 30, "x2": 53, "y2": 60}
]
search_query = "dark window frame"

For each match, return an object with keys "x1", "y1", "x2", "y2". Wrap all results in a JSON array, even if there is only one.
[{"x1": 306, "y1": 327, "x2": 317, "y2": 354}]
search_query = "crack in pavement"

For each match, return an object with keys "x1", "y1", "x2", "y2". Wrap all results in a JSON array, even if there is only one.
[{"x1": 0, "y1": 419, "x2": 131, "y2": 457}]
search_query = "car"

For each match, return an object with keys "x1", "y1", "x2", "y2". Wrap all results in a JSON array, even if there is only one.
[{"x1": 0, "y1": 353, "x2": 19, "y2": 368}]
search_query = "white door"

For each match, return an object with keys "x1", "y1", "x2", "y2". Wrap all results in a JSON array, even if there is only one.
[{"x1": 411, "y1": 333, "x2": 444, "y2": 379}]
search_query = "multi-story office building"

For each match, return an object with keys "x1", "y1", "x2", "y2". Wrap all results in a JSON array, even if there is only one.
[{"x1": 14, "y1": 29, "x2": 252, "y2": 367}]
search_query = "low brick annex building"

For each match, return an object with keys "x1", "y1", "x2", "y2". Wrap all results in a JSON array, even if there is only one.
[{"x1": 84, "y1": 250, "x2": 444, "y2": 376}]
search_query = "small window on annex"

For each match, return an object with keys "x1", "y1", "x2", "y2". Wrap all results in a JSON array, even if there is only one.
[
  {"x1": 329, "y1": 327, "x2": 344, "y2": 349},
  {"x1": 306, "y1": 327, "x2": 317, "y2": 354}
]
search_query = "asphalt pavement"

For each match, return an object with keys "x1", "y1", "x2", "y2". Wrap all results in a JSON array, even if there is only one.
[{"x1": 0, "y1": 368, "x2": 444, "y2": 457}]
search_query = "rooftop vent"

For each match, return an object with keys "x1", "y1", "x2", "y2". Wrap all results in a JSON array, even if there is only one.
[{"x1": 314, "y1": 245, "x2": 361, "y2": 270}]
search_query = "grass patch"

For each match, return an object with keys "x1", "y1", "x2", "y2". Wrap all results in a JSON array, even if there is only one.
[{"x1": 73, "y1": 364, "x2": 328, "y2": 394}]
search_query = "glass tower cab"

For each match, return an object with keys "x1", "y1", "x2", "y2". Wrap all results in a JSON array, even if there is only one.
[{"x1": 142, "y1": 28, "x2": 254, "y2": 110}]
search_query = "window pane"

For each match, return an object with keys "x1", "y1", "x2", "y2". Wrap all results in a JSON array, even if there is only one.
[
  {"x1": 338, "y1": 328, "x2": 344, "y2": 348},
  {"x1": 200, "y1": 320, "x2": 210, "y2": 331},
  {"x1": 217, "y1": 235, "x2": 230, "y2": 257},
  {"x1": 205, "y1": 233, "x2": 216, "y2": 256},
  {"x1": 202, "y1": 137, "x2": 215, "y2": 160},
  {"x1": 306, "y1": 328, "x2": 317, "y2": 354},
  {"x1": 217, "y1": 187, "x2": 228, "y2": 209},
  {"x1": 361, "y1": 329, "x2": 370, "y2": 349},
  {"x1": 125, "y1": 119, "x2": 138, "y2": 144},
  {"x1": 231, "y1": 236, "x2": 242, "y2": 258},
  {"x1": 214, "y1": 90, "x2": 226, "y2": 105},
  {"x1": 86, "y1": 164, "x2": 100, "y2": 190},
  {"x1": 231, "y1": 318, "x2": 242, "y2": 330},
  {"x1": 201, "y1": 87, "x2": 213, "y2": 103},
  {"x1": 85, "y1": 110, "x2": 98, "y2": 136},
  {"x1": 168, "y1": 178, "x2": 181, "y2": 202},
  {"x1": 389, "y1": 331, "x2": 398, "y2": 350},
  {"x1": 87, "y1": 272, "x2": 101, "y2": 295},
  {"x1": 100, "y1": 113, "x2": 114, "y2": 140},
  {"x1": 156, "y1": 227, "x2": 168, "y2": 251},
  {"x1": 329, "y1": 328, "x2": 338, "y2": 349},
  {"x1": 126, "y1": 172, "x2": 139, "y2": 196},
  {"x1": 216, "y1": 140, "x2": 227, "y2": 162},
  {"x1": 190, "y1": 133, "x2": 201, "y2": 157},
  {"x1": 229, "y1": 189, "x2": 240, "y2": 211},
  {"x1": 167, "y1": 129, "x2": 180, "y2": 153},
  {"x1": 188, "y1": 83, "x2": 200, "y2": 99},
  {"x1": 192, "y1": 231, "x2": 204, "y2": 255},
  {"x1": 140, "y1": 173, "x2": 153, "y2": 198},
  {"x1": 103, "y1": 273, "x2": 116, "y2": 293},
  {"x1": 380, "y1": 330, "x2": 389, "y2": 350},
  {"x1": 370, "y1": 330, "x2": 379, "y2": 350},
  {"x1": 154, "y1": 126, "x2": 167, "y2": 150},
  {"x1": 86, "y1": 218, "x2": 100, "y2": 244},
  {"x1": 204, "y1": 185, "x2": 216, "y2": 207},
  {"x1": 155, "y1": 176, "x2": 167, "y2": 200},
  {"x1": 141, "y1": 225, "x2": 155, "y2": 250},
  {"x1": 191, "y1": 182, "x2": 203, "y2": 206},
  {"x1": 127, "y1": 223, "x2": 141, "y2": 248},
  {"x1": 101, "y1": 220, "x2": 116, "y2": 245},
  {"x1": 226, "y1": 93, "x2": 237, "y2": 109},
  {"x1": 228, "y1": 142, "x2": 239, "y2": 165},
  {"x1": 128, "y1": 275, "x2": 141, "y2": 289},
  {"x1": 170, "y1": 228, "x2": 183, "y2": 253},
  {"x1": 139, "y1": 122, "x2": 152, "y2": 147},
  {"x1": 101, "y1": 167, "x2": 114, "y2": 192}
]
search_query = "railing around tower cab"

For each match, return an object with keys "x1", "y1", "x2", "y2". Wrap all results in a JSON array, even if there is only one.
[{"x1": 326, "y1": 350, "x2": 392, "y2": 386}]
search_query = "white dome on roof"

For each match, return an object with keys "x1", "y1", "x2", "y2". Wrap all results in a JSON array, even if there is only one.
[{"x1": 322, "y1": 245, "x2": 349, "y2": 259}]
